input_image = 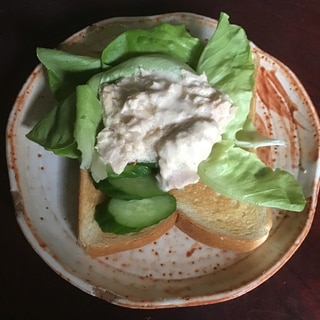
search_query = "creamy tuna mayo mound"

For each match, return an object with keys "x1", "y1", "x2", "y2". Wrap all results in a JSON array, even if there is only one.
[{"x1": 96, "y1": 69, "x2": 235, "y2": 190}]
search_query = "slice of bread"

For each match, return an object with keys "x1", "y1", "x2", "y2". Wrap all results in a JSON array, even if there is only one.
[
  {"x1": 78, "y1": 169, "x2": 177, "y2": 257},
  {"x1": 78, "y1": 168, "x2": 272, "y2": 256},
  {"x1": 170, "y1": 180, "x2": 273, "y2": 252}
]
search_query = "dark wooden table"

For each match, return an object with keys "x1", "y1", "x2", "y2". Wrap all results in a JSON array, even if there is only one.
[{"x1": 1, "y1": 1, "x2": 319, "y2": 319}]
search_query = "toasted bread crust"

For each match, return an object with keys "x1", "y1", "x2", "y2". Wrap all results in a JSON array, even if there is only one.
[
  {"x1": 175, "y1": 209, "x2": 271, "y2": 252},
  {"x1": 170, "y1": 181, "x2": 273, "y2": 252}
]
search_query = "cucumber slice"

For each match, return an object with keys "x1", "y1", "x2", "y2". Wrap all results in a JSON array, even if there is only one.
[
  {"x1": 94, "y1": 195, "x2": 176, "y2": 234},
  {"x1": 94, "y1": 179, "x2": 134, "y2": 199},
  {"x1": 106, "y1": 162, "x2": 157, "y2": 178},
  {"x1": 108, "y1": 175, "x2": 165, "y2": 198},
  {"x1": 95, "y1": 172, "x2": 165, "y2": 199},
  {"x1": 95, "y1": 201, "x2": 140, "y2": 234},
  {"x1": 109, "y1": 195, "x2": 176, "y2": 228},
  {"x1": 94, "y1": 162, "x2": 162, "y2": 199}
]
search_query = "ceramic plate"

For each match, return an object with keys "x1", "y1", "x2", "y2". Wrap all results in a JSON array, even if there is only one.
[{"x1": 6, "y1": 13, "x2": 320, "y2": 308}]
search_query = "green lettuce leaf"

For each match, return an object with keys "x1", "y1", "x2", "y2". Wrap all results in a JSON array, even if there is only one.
[
  {"x1": 26, "y1": 93, "x2": 79, "y2": 158},
  {"x1": 101, "y1": 23, "x2": 204, "y2": 69},
  {"x1": 198, "y1": 141, "x2": 306, "y2": 211},
  {"x1": 74, "y1": 84, "x2": 102, "y2": 169},
  {"x1": 197, "y1": 12, "x2": 255, "y2": 140},
  {"x1": 37, "y1": 48, "x2": 102, "y2": 101},
  {"x1": 88, "y1": 53, "x2": 195, "y2": 93}
]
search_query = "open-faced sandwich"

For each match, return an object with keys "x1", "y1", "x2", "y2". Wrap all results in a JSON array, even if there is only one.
[{"x1": 26, "y1": 13, "x2": 306, "y2": 257}]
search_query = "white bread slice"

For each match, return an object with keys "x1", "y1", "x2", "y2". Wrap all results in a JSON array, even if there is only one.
[
  {"x1": 78, "y1": 169, "x2": 177, "y2": 257},
  {"x1": 170, "y1": 180, "x2": 273, "y2": 252},
  {"x1": 78, "y1": 168, "x2": 272, "y2": 256}
]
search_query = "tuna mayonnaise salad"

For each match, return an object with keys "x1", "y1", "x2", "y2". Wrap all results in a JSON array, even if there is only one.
[{"x1": 97, "y1": 69, "x2": 235, "y2": 190}]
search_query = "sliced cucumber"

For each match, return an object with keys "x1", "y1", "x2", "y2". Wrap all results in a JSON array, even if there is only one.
[
  {"x1": 95, "y1": 201, "x2": 140, "y2": 234},
  {"x1": 93, "y1": 179, "x2": 133, "y2": 200},
  {"x1": 95, "y1": 195, "x2": 176, "y2": 234},
  {"x1": 106, "y1": 162, "x2": 157, "y2": 178},
  {"x1": 95, "y1": 175, "x2": 165, "y2": 199},
  {"x1": 94, "y1": 162, "x2": 162, "y2": 199},
  {"x1": 108, "y1": 175, "x2": 165, "y2": 198},
  {"x1": 93, "y1": 162, "x2": 176, "y2": 234},
  {"x1": 109, "y1": 195, "x2": 176, "y2": 228}
]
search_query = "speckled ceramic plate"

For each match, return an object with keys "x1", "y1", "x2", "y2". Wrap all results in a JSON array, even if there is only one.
[{"x1": 6, "y1": 13, "x2": 320, "y2": 308}]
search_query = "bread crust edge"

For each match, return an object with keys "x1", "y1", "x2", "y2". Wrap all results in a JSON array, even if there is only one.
[{"x1": 175, "y1": 208, "x2": 273, "y2": 252}]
